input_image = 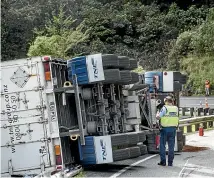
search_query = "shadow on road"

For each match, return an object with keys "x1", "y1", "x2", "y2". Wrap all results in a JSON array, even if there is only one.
[{"x1": 84, "y1": 164, "x2": 145, "y2": 172}]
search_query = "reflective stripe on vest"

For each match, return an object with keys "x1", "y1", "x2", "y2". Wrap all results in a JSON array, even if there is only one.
[{"x1": 160, "y1": 105, "x2": 179, "y2": 127}]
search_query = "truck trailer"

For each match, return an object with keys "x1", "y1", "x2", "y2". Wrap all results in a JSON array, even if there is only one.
[{"x1": 1, "y1": 54, "x2": 186, "y2": 177}]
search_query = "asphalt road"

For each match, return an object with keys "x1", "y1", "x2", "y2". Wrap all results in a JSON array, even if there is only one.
[
  {"x1": 179, "y1": 96, "x2": 214, "y2": 108},
  {"x1": 84, "y1": 130, "x2": 214, "y2": 178}
]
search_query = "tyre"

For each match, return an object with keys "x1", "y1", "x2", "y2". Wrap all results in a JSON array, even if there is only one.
[
  {"x1": 119, "y1": 70, "x2": 132, "y2": 84},
  {"x1": 102, "y1": 54, "x2": 119, "y2": 68},
  {"x1": 174, "y1": 82, "x2": 182, "y2": 92},
  {"x1": 147, "y1": 137, "x2": 156, "y2": 144},
  {"x1": 146, "y1": 133, "x2": 157, "y2": 144},
  {"x1": 118, "y1": 56, "x2": 130, "y2": 69},
  {"x1": 138, "y1": 132, "x2": 146, "y2": 142},
  {"x1": 128, "y1": 59, "x2": 138, "y2": 70},
  {"x1": 103, "y1": 69, "x2": 121, "y2": 83},
  {"x1": 176, "y1": 130, "x2": 183, "y2": 141},
  {"x1": 130, "y1": 72, "x2": 139, "y2": 84},
  {"x1": 182, "y1": 135, "x2": 186, "y2": 146},
  {"x1": 147, "y1": 143, "x2": 159, "y2": 154},
  {"x1": 173, "y1": 72, "x2": 182, "y2": 81},
  {"x1": 111, "y1": 134, "x2": 128, "y2": 146},
  {"x1": 139, "y1": 144, "x2": 148, "y2": 155},
  {"x1": 130, "y1": 146, "x2": 141, "y2": 158},
  {"x1": 127, "y1": 133, "x2": 139, "y2": 145},
  {"x1": 180, "y1": 75, "x2": 187, "y2": 84},
  {"x1": 177, "y1": 141, "x2": 183, "y2": 152},
  {"x1": 146, "y1": 134, "x2": 156, "y2": 140},
  {"x1": 113, "y1": 148, "x2": 130, "y2": 161}
]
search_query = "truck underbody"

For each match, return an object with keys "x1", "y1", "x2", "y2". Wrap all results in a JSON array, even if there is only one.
[{"x1": 1, "y1": 55, "x2": 186, "y2": 177}]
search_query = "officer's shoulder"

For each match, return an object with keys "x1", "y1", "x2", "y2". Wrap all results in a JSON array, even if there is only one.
[{"x1": 160, "y1": 106, "x2": 167, "y2": 112}]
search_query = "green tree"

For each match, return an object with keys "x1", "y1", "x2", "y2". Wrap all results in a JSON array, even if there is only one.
[
  {"x1": 28, "y1": 7, "x2": 88, "y2": 58},
  {"x1": 168, "y1": 8, "x2": 214, "y2": 94},
  {"x1": 1, "y1": 0, "x2": 210, "y2": 69}
]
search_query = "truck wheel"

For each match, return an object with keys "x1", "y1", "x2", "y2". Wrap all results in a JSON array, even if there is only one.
[
  {"x1": 127, "y1": 59, "x2": 138, "y2": 70},
  {"x1": 173, "y1": 72, "x2": 182, "y2": 81},
  {"x1": 118, "y1": 71, "x2": 132, "y2": 84},
  {"x1": 130, "y1": 146, "x2": 141, "y2": 158},
  {"x1": 111, "y1": 134, "x2": 128, "y2": 146},
  {"x1": 182, "y1": 135, "x2": 186, "y2": 146},
  {"x1": 118, "y1": 56, "x2": 130, "y2": 69},
  {"x1": 139, "y1": 144, "x2": 148, "y2": 155},
  {"x1": 177, "y1": 141, "x2": 184, "y2": 152},
  {"x1": 127, "y1": 133, "x2": 139, "y2": 145},
  {"x1": 102, "y1": 54, "x2": 119, "y2": 68},
  {"x1": 147, "y1": 144, "x2": 159, "y2": 154},
  {"x1": 147, "y1": 138, "x2": 156, "y2": 144},
  {"x1": 146, "y1": 134, "x2": 156, "y2": 139},
  {"x1": 113, "y1": 148, "x2": 130, "y2": 161},
  {"x1": 103, "y1": 69, "x2": 121, "y2": 83},
  {"x1": 138, "y1": 132, "x2": 146, "y2": 142},
  {"x1": 176, "y1": 130, "x2": 183, "y2": 141},
  {"x1": 146, "y1": 134, "x2": 156, "y2": 144},
  {"x1": 130, "y1": 72, "x2": 140, "y2": 84}
]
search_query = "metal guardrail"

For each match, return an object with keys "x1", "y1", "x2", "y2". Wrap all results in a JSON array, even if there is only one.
[
  {"x1": 179, "y1": 107, "x2": 214, "y2": 118},
  {"x1": 178, "y1": 115, "x2": 214, "y2": 134},
  {"x1": 179, "y1": 115, "x2": 214, "y2": 125}
]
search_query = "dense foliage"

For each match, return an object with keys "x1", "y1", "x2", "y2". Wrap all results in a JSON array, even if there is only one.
[
  {"x1": 169, "y1": 8, "x2": 214, "y2": 94},
  {"x1": 2, "y1": 0, "x2": 214, "y2": 93}
]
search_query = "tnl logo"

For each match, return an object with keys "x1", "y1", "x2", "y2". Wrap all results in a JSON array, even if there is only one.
[
  {"x1": 91, "y1": 58, "x2": 98, "y2": 78},
  {"x1": 100, "y1": 139, "x2": 107, "y2": 160}
]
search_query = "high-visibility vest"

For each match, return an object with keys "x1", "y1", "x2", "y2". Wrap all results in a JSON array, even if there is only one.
[{"x1": 160, "y1": 105, "x2": 179, "y2": 127}]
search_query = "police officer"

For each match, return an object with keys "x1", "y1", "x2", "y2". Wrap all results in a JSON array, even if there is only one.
[
  {"x1": 156, "y1": 96, "x2": 179, "y2": 166},
  {"x1": 205, "y1": 79, "x2": 210, "y2": 96}
]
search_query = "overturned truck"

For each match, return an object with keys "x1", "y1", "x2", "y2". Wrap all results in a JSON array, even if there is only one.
[{"x1": 1, "y1": 54, "x2": 186, "y2": 177}]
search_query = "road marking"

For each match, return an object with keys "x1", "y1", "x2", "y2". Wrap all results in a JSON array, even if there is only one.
[
  {"x1": 180, "y1": 172, "x2": 207, "y2": 178},
  {"x1": 109, "y1": 154, "x2": 158, "y2": 178},
  {"x1": 187, "y1": 163, "x2": 214, "y2": 170},
  {"x1": 178, "y1": 159, "x2": 189, "y2": 177},
  {"x1": 179, "y1": 162, "x2": 214, "y2": 178},
  {"x1": 185, "y1": 164, "x2": 214, "y2": 175}
]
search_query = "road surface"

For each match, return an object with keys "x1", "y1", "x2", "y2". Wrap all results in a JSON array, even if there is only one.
[
  {"x1": 85, "y1": 130, "x2": 214, "y2": 177},
  {"x1": 180, "y1": 96, "x2": 214, "y2": 108}
]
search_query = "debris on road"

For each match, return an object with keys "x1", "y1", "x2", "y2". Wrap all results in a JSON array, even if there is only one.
[{"x1": 182, "y1": 145, "x2": 209, "y2": 152}]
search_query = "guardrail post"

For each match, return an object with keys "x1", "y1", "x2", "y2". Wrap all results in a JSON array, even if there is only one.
[
  {"x1": 204, "y1": 108, "x2": 209, "y2": 116},
  {"x1": 198, "y1": 108, "x2": 201, "y2": 116},
  {"x1": 190, "y1": 107, "x2": 194, "y2": 117},
  {"x1": 198, "y1": 108, "x2": 204, "y2": 116},
  {"x1": 194, "y1": 107, "x2": 197, "y2": 117},
  {"x1": 182, "y1": 108, "x2": 185, "y2": 116},
  {"x1": 209, "y1": 108, "x2": 214, "y2": 115}
]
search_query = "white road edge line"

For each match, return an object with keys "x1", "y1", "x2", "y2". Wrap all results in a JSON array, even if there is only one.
[
  {"x1": 187, "y1": 163, "x2": 214, "y2": 171},
  {"x1": 109, "y1": 154, "x2": 158, "y2": 178},
  {"x1": 178, "y1": 159, "x2": 189, "y2": 178}
]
